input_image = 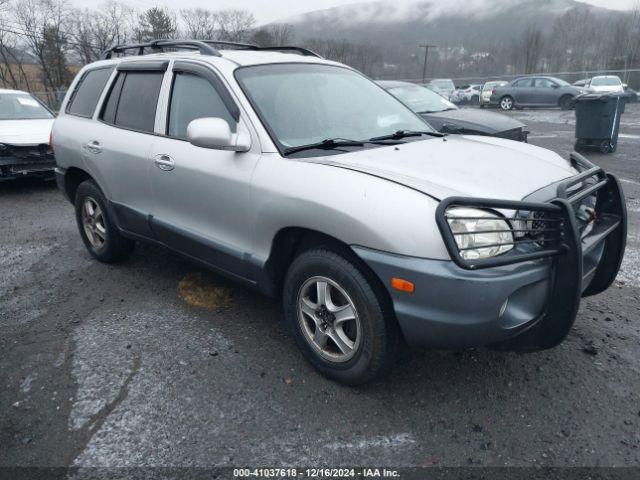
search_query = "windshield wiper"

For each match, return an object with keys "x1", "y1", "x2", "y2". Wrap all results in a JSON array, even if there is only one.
[
  {"x1": 283, "y1": 138, "x2": 365, "y2": 156},
  {"x1": 369, "y1": 130, "x2": 445, "y2": 142}
]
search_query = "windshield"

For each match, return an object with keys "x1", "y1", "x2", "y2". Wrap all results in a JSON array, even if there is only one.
[
  {"x1": 0, "y1": 93, "x2": 53, "y2": 120},
  {"x1": 549, "y1": 77, "x2": 570, "y2": 86},
  {"x1": 236, "y1": 64, "x2": 430, "y2": 152},
  {"x1": 387, "y1": 84, "x2": 457, "y2": 113},
  {"x1": 591, "y1": 77, "x2": 622, "y2": 86}
]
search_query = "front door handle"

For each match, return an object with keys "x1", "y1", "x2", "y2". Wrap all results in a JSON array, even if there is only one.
[
  {"x1": 84, "y1": 140, "x2": 102, "y2": 154},
  {"x1": 154, "y1": 154, "x2": 175, "y2": 171}
]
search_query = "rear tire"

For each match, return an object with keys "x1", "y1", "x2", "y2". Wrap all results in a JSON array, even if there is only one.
[
  {"x1": 74, "y1": 180, "x2": 134, "y2": 263},
  {"x1": 282, "y1": 247, "x2": 399, "y2": 385},
  {"x1": 500, "y1": 96, "x2": 514, "y2": 111}
]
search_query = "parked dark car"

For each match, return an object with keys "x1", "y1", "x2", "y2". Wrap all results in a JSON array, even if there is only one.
[
  {"x1": 379, "y1": 81, "x2": 528, "y2": 142},
  {"x1": 490, "y1": 76, "x2": 590, "y2": 111}
]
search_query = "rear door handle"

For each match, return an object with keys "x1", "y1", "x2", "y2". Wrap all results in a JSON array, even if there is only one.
[
  {"x1": 154, "y1": 154, "x2": 175, "y2": 171},
  {"x1": 84, "y1": 140, "x2": 102, "y2": 154}
]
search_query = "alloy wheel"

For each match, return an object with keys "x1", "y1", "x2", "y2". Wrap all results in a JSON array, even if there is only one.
[
  {"x1": 297, "y1": 276, "x2": 361, "y2": 363},
  {"x1": 81, "y1": 197, "x2": 106, "y2": 249},
  {"x1": 500, "y1": 97, "x2": 513, "y2": 110}
]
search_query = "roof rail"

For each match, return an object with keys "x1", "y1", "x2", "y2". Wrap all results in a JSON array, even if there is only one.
[
  {"x1": 102, "y1": 39, "x2": 323, "y2": 60},
  {"x1": 102, "y1": 39, "x2": 221, "y2": 59}
]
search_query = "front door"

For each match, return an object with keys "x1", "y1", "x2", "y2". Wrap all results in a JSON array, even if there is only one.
[{"x1": 148, "y1": 62, "x2": 260, "y2": 280}]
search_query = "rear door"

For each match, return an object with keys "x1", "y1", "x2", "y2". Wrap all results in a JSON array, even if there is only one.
[
  {"x1": 148, "y1": 61, "x2": 260, "y2": 280},
  {"x1": 87, "y1": 60, "x2": 168, "y2": 237}
]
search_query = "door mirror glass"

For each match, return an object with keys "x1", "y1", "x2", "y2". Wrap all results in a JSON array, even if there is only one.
[{"x1": 186, "y1": 117, "x2": 250, "y2": 152}]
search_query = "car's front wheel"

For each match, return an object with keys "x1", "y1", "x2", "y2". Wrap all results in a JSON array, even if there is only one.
[
  {"x1": 500, "y1": 96, "x2": 514, "y2": 111},
  {"x1": 283, "y1": 247, "x2": 399, "y2": 385},
  {"x1": 75, "y1": 180, "x2": 134, "y2": 263}
]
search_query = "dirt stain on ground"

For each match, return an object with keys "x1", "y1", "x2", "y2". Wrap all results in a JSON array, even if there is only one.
[{"x1": 177, "y1": 272, "x2": 233, "y2": 309}]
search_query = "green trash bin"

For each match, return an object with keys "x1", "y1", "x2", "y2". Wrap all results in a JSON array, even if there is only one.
[{"x1": 574, "y1": 93, "x2": 628, "y2": 154}]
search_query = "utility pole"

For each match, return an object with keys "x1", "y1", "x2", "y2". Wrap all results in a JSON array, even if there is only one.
[{"x1": 420, "y1": 44, "x2": 437, "y2": 84}]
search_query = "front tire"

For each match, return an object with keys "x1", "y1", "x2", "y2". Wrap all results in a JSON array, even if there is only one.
[
  {"x1": 559, "y1": 95, "x2": 574, "y2": 110},
  {"x1": 282, "y1": 248, "x2": 399, "y2": 385},
  {"x1": 75, "y1": 180, "x2": 134, "y2": 263},
  {"x1": 500, "y1": 96, "x2": 514, "y2": 111}
]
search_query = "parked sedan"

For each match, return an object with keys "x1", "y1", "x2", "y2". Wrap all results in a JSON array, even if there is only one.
[
  {"x1": 0, "y1": 89, "x2": 55, "y2": 181},
  {"x1": 480, "y1": 81, "x2": 507, "y2": 107},
  {"x1": 379, "y1": 81, "x2": 528, "y2": 141},
  {"x1": 426, "y1": 78, "x2": 456, "y2": 99},
  {"x1": 589, "y1": 75, "x2": 625, "y2": 93},
  {"x1": 490, "y1": 76, "x2": 589, "y2": 110}
]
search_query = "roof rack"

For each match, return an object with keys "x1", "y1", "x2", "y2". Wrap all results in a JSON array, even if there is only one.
[{"x1": 102, "y1": 39, "x2": 323, "y2": 59}]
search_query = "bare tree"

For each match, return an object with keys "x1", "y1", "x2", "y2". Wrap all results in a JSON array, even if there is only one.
[
  {"x1": 521, "y1": 25, "x2": 544, "y2": 74},
  {"x1": 69, "y1": 1, "x2": 136, "y2": 63},
  {"x1": 13, "y1": 0, "x2": 71, "y2": 101},
  {"x1": 216, "y1": 9, "x2": 255, "y2": 42},
  {"x1": 180, "y1": 8, "x2": 217, "y2": 40},
  {"x1": 268, "y1": 23, "x2": 294, "y2": 46}
]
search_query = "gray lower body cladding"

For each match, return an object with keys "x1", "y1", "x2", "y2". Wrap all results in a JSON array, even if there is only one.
[{"x1": 353, "y1": 246, "x2": 553, "y2": 348}]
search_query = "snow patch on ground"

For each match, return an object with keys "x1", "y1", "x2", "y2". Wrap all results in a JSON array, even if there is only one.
[{"x1": 325, "y1": 433, "x2": 416, "y2": 451}]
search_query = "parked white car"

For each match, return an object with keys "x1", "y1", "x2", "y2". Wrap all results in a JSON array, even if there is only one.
[
  {"x1": 0, "y1": 89, "x2": 55, "y2": 180},
  {"x1": 426, "y1": 78, "x2": 456, "y2": 99},
  {"x1": 480, "y1": 81, "x2": 508, "y2": 107},
  {"x1": 589, "y1": 76, "x2": 625, "y2": 93}
]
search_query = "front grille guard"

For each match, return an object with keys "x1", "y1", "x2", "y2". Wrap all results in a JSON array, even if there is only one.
[
  {"x1": 435, "y1": 152, "x2": 627, "y2": 351},
  {"x1": 435, "y1": 153, "x2": 615, "y2": 271}
]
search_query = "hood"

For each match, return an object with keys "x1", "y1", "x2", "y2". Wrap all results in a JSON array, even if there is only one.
[
  {"x1": 305, "y1": 135, "x2": 576, "y2": 201},
  {"x1": 422, "y1": 109, "x2": 525, "y2": 134},
  {"x1": 0, "y1": 119, "x2": 54, "y2": 146}
]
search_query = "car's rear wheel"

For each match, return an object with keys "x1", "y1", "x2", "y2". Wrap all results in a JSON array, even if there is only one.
[
  {"x1": 559, "y1": 95, "x2": 574, "y2": 110},
  {"x1": 282, "y1": 247, "x2": 399, "y2": 385},
  {"x1": 75, "y1": 180, "x2": 134, "y2": 263},
  {"x1": 500, "y1": 96, "x2": 514, "y2": 111}
]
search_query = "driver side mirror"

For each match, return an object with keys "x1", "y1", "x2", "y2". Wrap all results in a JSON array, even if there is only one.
[{"x1": 186, "y1": 117, "x2": 251, "y2": 152}]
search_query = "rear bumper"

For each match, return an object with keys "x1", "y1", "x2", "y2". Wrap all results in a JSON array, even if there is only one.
[{"x1": 354, "y1": 155, "x2": 627, "y2": 351}]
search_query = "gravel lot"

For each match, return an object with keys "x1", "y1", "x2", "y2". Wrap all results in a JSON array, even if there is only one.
[{"x1": 1, "y1": 104, "x2": 639, "y2": 471}]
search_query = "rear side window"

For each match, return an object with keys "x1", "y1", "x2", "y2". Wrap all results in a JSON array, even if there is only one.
[
  {"x1": 167, "y1": 72, "x2": 237, "y2": 139},
  {"x1": 67, "y1": 67, "x2": 114, "y2": 117},
  {"x1": 513, "y1": 79, "x2": 533, "y2": 88},
  {"x1": 101, "y1": 71, "x2": 164, "y2": 133}
]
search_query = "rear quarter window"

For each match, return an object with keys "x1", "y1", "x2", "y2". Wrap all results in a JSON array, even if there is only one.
[{"x1": 66, "y1": 67, "x2": 114, "y2": 117}]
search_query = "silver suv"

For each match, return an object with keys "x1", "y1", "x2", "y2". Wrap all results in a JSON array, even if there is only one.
[{"x1": 53, "y1": 40, "x2": 627, "y2": 385}]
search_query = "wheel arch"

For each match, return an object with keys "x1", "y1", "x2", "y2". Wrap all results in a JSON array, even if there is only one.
[{"x1": 62, "y1": 167, "x2": 94, "y2": 203}]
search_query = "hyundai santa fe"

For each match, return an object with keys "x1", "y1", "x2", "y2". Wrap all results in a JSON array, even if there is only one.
[{"x1": 52, "y1": 40, "x2": 627, "y2": 385}]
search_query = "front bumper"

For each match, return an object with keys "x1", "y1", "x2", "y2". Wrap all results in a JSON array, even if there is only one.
[
  {"x1": 0, "y1": 149, "x2": 55, "y2": 181},
  {"x1": 355, "y1": 154, "x2": 627, "y2": 351}
]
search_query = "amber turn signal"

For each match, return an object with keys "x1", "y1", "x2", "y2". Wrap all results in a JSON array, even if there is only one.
[{"x1": 391, "y1": 278, "x2": 415, "y2": 293}]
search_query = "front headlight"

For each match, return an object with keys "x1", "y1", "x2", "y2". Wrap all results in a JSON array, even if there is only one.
[{"x1": 446, "y1": 207, "x2": 514, "y2": 260}]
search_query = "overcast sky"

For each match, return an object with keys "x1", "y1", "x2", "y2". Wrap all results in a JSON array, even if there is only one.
[{"x1": 81, "y1": 0, "x2": 638, "y2": 24}]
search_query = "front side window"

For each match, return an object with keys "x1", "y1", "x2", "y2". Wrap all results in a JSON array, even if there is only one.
[
  {"x1": 0, "y1": 93, "x2": 53, "y2": 120},
  {"x1": 67, "y1": 67, "x2": 113, "y2": 117},
  {"x1": 236, "y1": 64, "x2": 430, "y2": 152},
  {"x1": 167, "y1": 72, "x2": 236, "y2": 139},
  {"x1": 101, "y1": 71, "x2": 163, "y2": 133},
  {"x1": 387, "y1": 85, "x2": 457, "y2": 114}
]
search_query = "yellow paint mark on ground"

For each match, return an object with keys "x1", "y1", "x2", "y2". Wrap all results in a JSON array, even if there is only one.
[{"x1": 178, "y1": 272, "x2": 233, "y2": 309}]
